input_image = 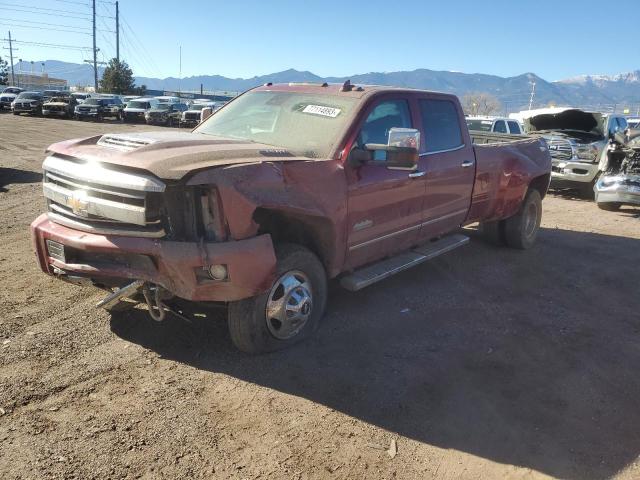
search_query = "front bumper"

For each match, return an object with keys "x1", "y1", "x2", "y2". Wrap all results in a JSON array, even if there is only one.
[
  {"x1": 43, "y1": 109, "x2": 68, "y2": 116},
  {"x1": 123, "y1": 112, "x2": 146, "y2": 122},
  {"x1": 550, "y1": 159, "x2": 600, "y2": 186},
  {"x1": 31, "y1": 214, "x2": 277, "y2": 302},
  {"x1": 12, "y1": 106, "x2": 39, "y2": 114},
  {"x1": 594, "y1": 175, "x2": 640, "y2": 206}
]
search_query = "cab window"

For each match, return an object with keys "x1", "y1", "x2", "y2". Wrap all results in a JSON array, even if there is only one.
[
  {"x1": 358, "y1": 100, "x2": 412, "y2": 160},
  {"x1": 493, "y1": 120, "x2": 508, "y2": 133},
  {"x1": 507, "y1": 121, "x2": 522, "y2": 134},
  {"x1": 419, "y1": 99, "x2": 463, "y2": 153}
]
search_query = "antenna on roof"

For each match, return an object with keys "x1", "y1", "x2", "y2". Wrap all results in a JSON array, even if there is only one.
[
  {"x1": 321, "y1": 82, "x2": 328, "y2": 87},
  {"x1": 340, "y1": 79, "x2": 353, "y2": 92},
  {"x1": 264, "y1": 82, "x2": 273, "y2": 87}
]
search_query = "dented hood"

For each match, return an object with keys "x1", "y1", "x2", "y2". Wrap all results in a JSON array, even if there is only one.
[
  {"x1": 526, "y1": 109, "x2": 604, "y2": 137},
  {"x1": 45, "y1": 131, "x2": 316, "y2": 181}
]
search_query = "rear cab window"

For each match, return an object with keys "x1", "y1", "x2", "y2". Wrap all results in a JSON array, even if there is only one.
[
  {"x1": 493, "y1": 120, "x2": 508, "y2": 134},
  {"x1": 507, "y1": 121, "x2": 522, "y2": 134},
  {"x1": 418, "y1": 98, "x2": 464, "y2": 153}
]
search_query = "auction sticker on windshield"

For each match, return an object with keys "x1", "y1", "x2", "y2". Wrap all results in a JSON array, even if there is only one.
[{"x1": 302, "y1": 104, "x2": 341, "y2": 118}]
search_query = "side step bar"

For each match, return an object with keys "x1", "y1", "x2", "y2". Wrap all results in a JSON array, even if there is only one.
[{"x1": 340, "y1": 234, "x2": 469, "y2": 292}]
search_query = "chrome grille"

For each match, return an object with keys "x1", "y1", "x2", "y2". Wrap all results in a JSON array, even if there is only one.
[
  {"x1": 546, "y1": 138, "x2": 573, "y2": 161},
  {"x1": 42, "y1": 155, "x2": 166, "y2": 238},
  {"x1": 185, "y1": 112, "x2": 199, "y2": 121}
]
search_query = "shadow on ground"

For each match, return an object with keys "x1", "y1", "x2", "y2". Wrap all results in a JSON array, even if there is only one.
[
  {"x1": 0, "y1": 167, "x2": 42, "y2": 192},
  {"x1": 111, "y1": 227, "x2": 640, "y2": 480}
]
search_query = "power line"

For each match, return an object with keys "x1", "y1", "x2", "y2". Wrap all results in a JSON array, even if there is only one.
[
  {"x1": 49, "y1": 0, "x2": 91, "y2": 6},
  {"x1": 8, "y1": 39, "x2": 90, "y2": 51},
  {"x1": 2, "y1": 16, "x2": 113, "y2": 33},
  {"x1": 0, "y1": 22, "x2": 93, "y2": 35},
  {"x1": 0, "y1": 2, "x2": 114, "y2": 18}
]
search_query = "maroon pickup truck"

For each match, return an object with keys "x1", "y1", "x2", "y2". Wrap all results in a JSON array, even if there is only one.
[{"x1": 31, "y1": 82, "x2": 551, "y2": 353}]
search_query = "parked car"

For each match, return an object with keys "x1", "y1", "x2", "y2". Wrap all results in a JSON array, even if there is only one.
[
  {"x1": 466, "y1": 116, "x2": 524, "y2": 134},
  {"x1": 11, "y1": 91, "x2": 45, "y2": 116},
  {"x1": 71, "y1": 92, "x2": 92, "y2": 104},
  {"x1": 122, "y1": 98, "x2": 159, "y2": 122},
  {"x1": 145, "y1": 102, "x2": 188, "y2": 126},
  {"x1": 122, "y1": 95, "x2": 140, "y2": 103},
  {"x1": 42, "y1": 94, "x2": 77, "y2": 118},
  {"x1": 154, "y1": 96, "x2": 181, "y2": 104},
  {"x1": 30, "y1": 82, "x2": 551, "y2": 353},
  {"x1": 180, "y1": 102, "x2": 217, "y2": 127},
  {"x1": 101, "y1": 96, "x2": 125, "y2": 120},
  {"x1": 627, "y1": 118, "x2": 640, "y2": 130},
  {"x1": 74, "y1": 98, "x2": 121, "y2": 121},
  {"x1": 523, "y1": 108, "x2": 628, "y2": 197},
  {"x1": 0, "y1": 86, "x2": 23, "y2": 110},
  {"x1": 42, "y1": 89, "x2": 65, "y2": 102},
  {"x1": 594, "y1": 130, "x2": 640, "y2": 210}
]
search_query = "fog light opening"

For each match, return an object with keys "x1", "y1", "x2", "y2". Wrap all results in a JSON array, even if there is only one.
[{"x1": 207, "y1": 264, "x2": 228, "y2": 281}]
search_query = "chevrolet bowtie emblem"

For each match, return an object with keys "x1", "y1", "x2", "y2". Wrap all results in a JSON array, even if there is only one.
[{"x1": 68, "y1": 190, "x2": 89, "y2": 217}]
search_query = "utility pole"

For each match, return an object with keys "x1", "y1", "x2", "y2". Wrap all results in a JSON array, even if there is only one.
[
  {"x1": 178, "y1": 45, "x2": 181, "y2": 96},
  {"x1": 115, "y1": 1, "x2": 119, "y2": 63},
  {"x1": 92, "y1": 0, "x2": 98, "y2": 91},
  {"x1": 7, "y1": 31, "x2": 16, "y2": 86},
  {"x1": 528, "y1": 81, "x2": 536, "y2": 111}
]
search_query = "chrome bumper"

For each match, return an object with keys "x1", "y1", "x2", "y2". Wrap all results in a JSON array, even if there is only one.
[
  {"x1": 550, "y1": 159, "x2": 599, "y2": 184},
  {"x1": 594, "y1": 175, "x2": 640, "y2": 206}
]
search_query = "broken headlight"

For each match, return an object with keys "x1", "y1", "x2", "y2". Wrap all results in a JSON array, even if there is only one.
[
  {"x1": 198, "y1": 187, "x2": 227, "y2": 241},
  {"x1": 575, "y1": 143, "x2": 600, "y2": 162}
]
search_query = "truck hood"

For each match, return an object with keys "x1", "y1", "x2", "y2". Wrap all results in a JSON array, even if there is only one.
[
  {"x1": 526, "y1": 109, "x2": 604, "y2": 138},
  {"x1": 46, "y1": 131, "x2": 314, "y2": 181},
  {"x1": 44, "y1": 102, "x2": 69, "y2": 107}
]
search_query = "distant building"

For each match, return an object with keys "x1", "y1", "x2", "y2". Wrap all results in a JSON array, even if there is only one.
[{"x1": 9, "y1": 73, "x2": 68, "y2": 91}]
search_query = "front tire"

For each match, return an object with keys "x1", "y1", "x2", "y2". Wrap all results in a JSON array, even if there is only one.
[
  {"x1": 503, "y1": 189, "x2": 542, "y2": 250},
  {"x1": 228, "y1": 244, "x2": 327, "y2": 354},
  {"x1": 597, "y1": 202, "x2": 621, "y2": 211}
]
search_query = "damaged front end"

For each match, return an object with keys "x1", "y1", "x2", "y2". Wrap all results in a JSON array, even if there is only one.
[{"x1": 595, "y1": 133, "x2": 640, "y2": 209}]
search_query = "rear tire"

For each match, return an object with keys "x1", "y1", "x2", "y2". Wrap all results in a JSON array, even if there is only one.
[
  {"x1": 503, "y1": 189, "x2": 542, "y2": 250},
  {"x1": 597, "y1": 202, "x2": 622, "y2": 211},
  {"x1": 228, "y1": 244, "x2": 327, "y2": 354}
]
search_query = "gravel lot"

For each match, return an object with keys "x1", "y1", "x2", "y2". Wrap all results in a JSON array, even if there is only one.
[{"x1": 1, "y1": 112, "x2": 639, "y2": 480}]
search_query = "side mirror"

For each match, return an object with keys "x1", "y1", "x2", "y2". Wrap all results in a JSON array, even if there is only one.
[{"x1": 369, "y1": 127, "x2": 420, "y2": 170}]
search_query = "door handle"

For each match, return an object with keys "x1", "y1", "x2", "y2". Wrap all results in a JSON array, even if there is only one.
[
  {"x1": 461, "y1": 160, "x2": 474, "y2": 168},
  {"x1": 408, "y1": 171, "x2": 427, "y2": 178}
]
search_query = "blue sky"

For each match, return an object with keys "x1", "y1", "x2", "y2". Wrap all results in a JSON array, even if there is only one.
[{"x1": 1, "y1": 0, "x2": 638, "y2": 80}]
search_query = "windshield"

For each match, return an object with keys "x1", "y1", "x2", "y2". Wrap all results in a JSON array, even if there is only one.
[
  {"x1": 194, "y1": 91, "x2": 358, "y2": 158},
  {"x1": 83, "y1": 99, "x2": 103, "y2": 106},
  {"x1": 466, "y1": 119, "x2": 494, "y2": 132},
  {"x1": 3, "y1": 88, "x2": 21, "y2": 94},
  {"x1": 127, "y1": 101, "x2": 150, "y2": 109},
  {"x1": 48, "y1": 97, "x2": 69, "y2": 103},
  {"x1": 189, "y1": 104, "x2": 209, "y2": 111},
  {"x1": 151, "y1": 104, "x2": 171, "y2": 111},
  {"x1": 17, "y1": 92, "x2": 42, "y2": 100}
]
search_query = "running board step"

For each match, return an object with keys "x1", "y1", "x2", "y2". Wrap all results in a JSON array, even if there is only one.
[{"x1": 340, "y1": 234, "x2": 469, "y2": 292}]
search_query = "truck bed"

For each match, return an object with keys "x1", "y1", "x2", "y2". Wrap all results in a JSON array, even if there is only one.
[{"x1": 470, "y1": 131, "x2": 531, "y2": 145}]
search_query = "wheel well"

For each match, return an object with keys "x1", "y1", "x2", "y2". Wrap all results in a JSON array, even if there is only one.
[
  {"x1": 253, "y1": 208, "x2": 335, "y2": 274},
  {"x1": 529, "y1": 173, "x2": 551, "y2": 199}
]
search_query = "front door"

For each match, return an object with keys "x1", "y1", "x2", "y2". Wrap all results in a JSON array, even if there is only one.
[{"x1": 345, "y1": 97, "x2": 426, "y2": 269}]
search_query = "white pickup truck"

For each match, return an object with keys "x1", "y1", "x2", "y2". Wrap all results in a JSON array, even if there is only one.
[
  {"x1": 466, "y1": 116, "x2": 524, "y2": 135},
  {"x1": 518, "y1": 108, "x2": 629, "y2": 197}
]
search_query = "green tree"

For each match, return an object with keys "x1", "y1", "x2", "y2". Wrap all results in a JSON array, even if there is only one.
[
  {"x1": 0, "y1": 56, "x2": 8, "y2": 85},
  {"x1": 99, "y1": 58, "x2": 136, "y2": 94}
]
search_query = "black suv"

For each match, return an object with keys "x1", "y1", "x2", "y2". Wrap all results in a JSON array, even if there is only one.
[
  {"x1": 145, "y1": 103, "x2": 188, "y2": 127},
  {"x1": 75, "y1": 98, "x2": 123, "y2": 121}
]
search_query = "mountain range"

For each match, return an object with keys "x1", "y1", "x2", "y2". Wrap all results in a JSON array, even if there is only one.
[{"x1": 21, "y1": 60, "x2": 640, "y2": 113}]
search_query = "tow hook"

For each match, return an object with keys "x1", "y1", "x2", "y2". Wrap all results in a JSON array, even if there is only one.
[
  {"x1": 142, "y1": 282, "x2": 169, "y2": 322},
  {"x1": 97, "y1": 280, "x2": 190, "y2": 323},
  {"x1": 96, "y1": 280, "x2": 144, "y2": 310}
]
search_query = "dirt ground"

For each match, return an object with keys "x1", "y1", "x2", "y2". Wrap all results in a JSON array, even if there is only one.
[{"x1": 1, "y1": 112, "x2": 639, "y2": 480}]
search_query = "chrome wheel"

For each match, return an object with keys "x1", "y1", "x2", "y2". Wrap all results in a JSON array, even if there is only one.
[
  {"x1": 265, "y1": 270, "x2": 313, "y2": 340},
  {"x1": 523, "y1": 200, "x2": 539, "y2": 239}
]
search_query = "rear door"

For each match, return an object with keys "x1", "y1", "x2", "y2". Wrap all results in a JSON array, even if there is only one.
[
  {"x1": 345, "y1": 96, "x2": 426, "y2": 269},
  {"x1": 416, "y1": 96, "x2": 475, "y2": 240}
]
